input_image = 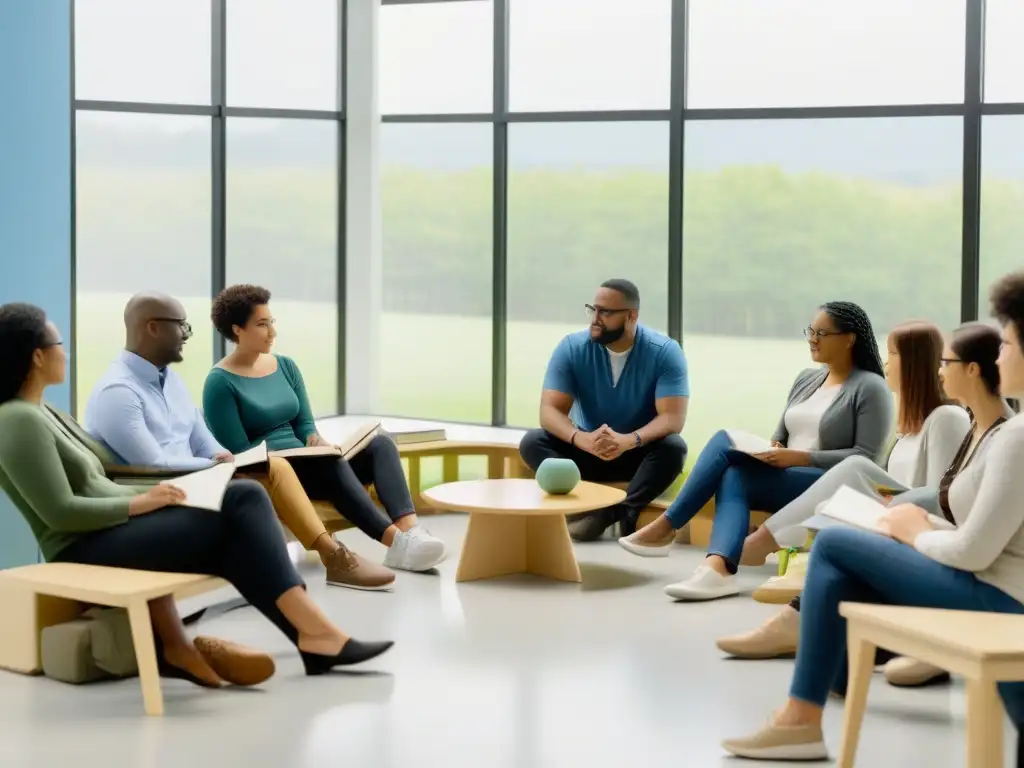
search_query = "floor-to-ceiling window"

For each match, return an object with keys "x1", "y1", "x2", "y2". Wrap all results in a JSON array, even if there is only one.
[{"x1": 73, "y1": 0, "x2": 343, "y2": 418}]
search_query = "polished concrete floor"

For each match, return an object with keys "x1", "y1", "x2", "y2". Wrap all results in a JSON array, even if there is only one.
[{"x1": 0, "y1": 514, "x2": 1011, "y2": 767}]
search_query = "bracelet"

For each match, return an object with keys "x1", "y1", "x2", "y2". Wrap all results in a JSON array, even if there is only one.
[{"x1": 570, "y1": 429, "x2": 579, "y2": 446}]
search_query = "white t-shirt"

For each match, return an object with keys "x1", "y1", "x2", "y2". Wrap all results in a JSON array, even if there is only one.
[
  {"x1": 784, "y1": 385, "x2": 840, "y2": 452},
  {"x1": 607, "y1": 348, "x2": 631, "y2": 387},
  {"x1": 886, "y1": 432, "x2": 923, "y2": 488}
]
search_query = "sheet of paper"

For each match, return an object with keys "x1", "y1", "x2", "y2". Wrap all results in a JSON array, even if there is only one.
[
  {"x1": 160, "y1": 462, "x2": 236, "y2": 512},
  {"x1": 724, "y1": 429, "x2": 774, "y2": 455},
  {"x1": 805, "y1": 485, "x2": 888, "y2": 533},
  {"x1": 234, "y1": 441, "x2": 268, "y2": 469}
]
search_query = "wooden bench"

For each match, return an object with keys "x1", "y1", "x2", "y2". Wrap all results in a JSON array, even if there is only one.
[
  {"x1": 0, "y1": 563, "x2": 226, "y2": 716},
  {"x1": 838, "y1": 603, "x2": 1024, "y2": 768}
]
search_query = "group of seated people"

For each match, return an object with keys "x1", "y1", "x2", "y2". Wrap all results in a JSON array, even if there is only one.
[
  {"x1": 0, "y1": 270, "x2": 1022, "y2": 760},
  {"x1": 519, "y1": 275, "x2": 1024, "y2": 760}
]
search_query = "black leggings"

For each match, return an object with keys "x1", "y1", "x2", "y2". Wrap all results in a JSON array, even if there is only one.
[
  {"x1": 55, "y1": 480, "x2": 305, "y2": 644},
  {"x1": 288, "y1": 435, "x2": 415, "y2": 542}
]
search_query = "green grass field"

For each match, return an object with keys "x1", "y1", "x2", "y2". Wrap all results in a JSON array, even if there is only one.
[{"x1": 76, "y1": 293, "x2": 813, "y2": 481}]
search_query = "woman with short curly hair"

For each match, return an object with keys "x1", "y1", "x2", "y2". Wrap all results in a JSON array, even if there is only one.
[{"x1": 203, "y1": 284, "x2": 447, "y2": 573}]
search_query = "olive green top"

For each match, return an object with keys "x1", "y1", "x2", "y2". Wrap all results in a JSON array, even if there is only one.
[{"x1": 0, "y1": 399, "x2": 141, "y2": 561}]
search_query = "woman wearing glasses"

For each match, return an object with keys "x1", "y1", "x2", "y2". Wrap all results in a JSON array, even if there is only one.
[
  {"x1": 619, "y1": 301, "x2": 892, "y2": 601},
  {"x1": 721, "y1": 274, "x2": 1024, "y2": 761},
  {"x1": 718, "y1": 322, "x2": 1004, "y2": 664}
]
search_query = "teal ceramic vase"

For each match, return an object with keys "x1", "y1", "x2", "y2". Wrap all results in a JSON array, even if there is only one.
[{"x1": 535, "y1": 458, "x2": 581, "y2": 495}]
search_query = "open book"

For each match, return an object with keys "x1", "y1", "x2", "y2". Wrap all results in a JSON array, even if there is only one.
[
  {"x1": 234, "y1": 422, "x2": 383, "y2": 465},
  {"x1": 159, "y1": 462, "x2": 236, "y2": 512},
  {"x1": 803, "y1": 485, "x2": 957, "y2": 534},
  {"x1": 725, "y1": 429, "x2": 774, "y2": 455}
]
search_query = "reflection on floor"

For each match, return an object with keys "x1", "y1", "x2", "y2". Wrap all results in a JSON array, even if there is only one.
[{"x1": 0, "y1": 514, "x2": 1008, "y2": 767}]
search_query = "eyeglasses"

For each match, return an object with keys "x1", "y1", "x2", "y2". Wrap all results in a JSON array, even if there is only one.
[
  {"x1": 585, "y1": 304, "x2": 631, "y2": 322},
  {"x1": 803, "y1": 327, "x2": 845, "y2": 339},
  {"x1": 940, "y1": 358, "x2": 966, "y2": 367},
  {"x1": 151, "y1": 318, "x2": 193, "y2": 338}
]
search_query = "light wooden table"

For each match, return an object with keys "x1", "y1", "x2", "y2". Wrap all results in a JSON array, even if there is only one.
[
  {"x1": 838, "y1": 602, "x2": 1024, "y2": 768},
  {"x1": 421, "y1": 479, "x2": 626, "y2": 583},
  {"x1": 0, "y1": 563, "x2": 225, "y2": 716}
]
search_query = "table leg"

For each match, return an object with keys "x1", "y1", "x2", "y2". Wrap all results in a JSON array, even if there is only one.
[
  {"x1": 965, "y1": 678, "x2": 1004, "y2": 768},
  {"x1": 456, "y1": 513, "x2": 527, "y2": 582},
  {"x1": 128, "y1": 599, "x2": 164, "y2": 717},
  {"x1": 525, "y1": 515, "x2": 582, "y2": 583},
  {"x1": 837, "y1": 630, "x2": 876, "y2": 768}
]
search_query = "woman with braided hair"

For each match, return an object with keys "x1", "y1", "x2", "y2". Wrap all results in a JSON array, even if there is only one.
[{"x1": 619, "y1": 301, "x2": 893, "y2": 601}]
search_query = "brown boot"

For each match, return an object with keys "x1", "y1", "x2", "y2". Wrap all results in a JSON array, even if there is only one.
[
  {"x1": 193, "y1": 636, "x2": 275, "y2": 686},
  {"x1": 325, "y1": 545, "x2": 396, "y2": 591}
]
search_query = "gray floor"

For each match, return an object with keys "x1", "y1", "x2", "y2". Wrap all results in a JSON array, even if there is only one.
[{"x1": 0, "y1": 514, "x2": 1011, "y2": 767}]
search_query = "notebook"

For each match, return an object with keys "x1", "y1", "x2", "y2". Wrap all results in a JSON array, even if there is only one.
[
  {"x1": 724, "y1": 429, "x2": 774, "y2": 455},
  {"x1": 234, "y1": 442, "x2": 269, "y2": 469},
  {"x1": 803, "y1": 485, "x2": 888, "y2": 533},
  {"x1": 160, "y1": 462, "x2": 236, "y2": 512}
]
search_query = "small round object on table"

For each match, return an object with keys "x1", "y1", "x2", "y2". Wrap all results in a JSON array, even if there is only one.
[
  {"x1": 421, "y1": 479, "x2": 625, "y2": 583},
  {"x1": 535, "y1": 457, "x2": 581, "y2": 495}
]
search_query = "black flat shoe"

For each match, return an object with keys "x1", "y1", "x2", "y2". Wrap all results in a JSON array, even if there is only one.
[
  {"x1": 157, "y1": 655, "x2": 223, "y2": 688},
  {"x1": 300, "y1": 639, "x2": 395, "y2": 676}
]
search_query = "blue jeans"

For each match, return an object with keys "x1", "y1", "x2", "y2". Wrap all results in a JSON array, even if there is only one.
[
  {"x1": 793, "y1": 527, "x2": 1024, "y2": 721},
  {"x1": 662, "y1": 430, "x2": 824, "y2": 571}
]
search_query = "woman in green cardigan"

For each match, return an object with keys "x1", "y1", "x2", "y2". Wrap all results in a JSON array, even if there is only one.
[
  {"x1": 202, "y1": 284, "x2": 447, "y2": 573},
  {"x1": 0, "y1": 303, "x2": 394, "y2": 685}
]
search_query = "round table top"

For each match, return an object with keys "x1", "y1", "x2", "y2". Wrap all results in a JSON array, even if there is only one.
[{"x1": 420, "y1": 479, "x2": 626, "y2": 516}]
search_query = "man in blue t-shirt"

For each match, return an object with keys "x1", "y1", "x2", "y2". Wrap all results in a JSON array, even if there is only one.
[{"x1": 519, "y1": 278, "x2": 689, "y2": 541}]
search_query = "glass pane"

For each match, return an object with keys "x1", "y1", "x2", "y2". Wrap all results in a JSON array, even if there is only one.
[
  {"x1": 381, "y1": 1, "x2": 492, "y2": 115},
  {"x1": 985, "y1": 0, "x2": 1024, "y2": 103},
  {"x1": 506, "y1": 122, "x2": 670, "y2": 427},
  {"x1": 226, "y1": 0, "x2": 339, "y2": 110},
  {"x1": 380, "y1": 124, "x2": 493, "y2": 421},
  {"x1": 509, "y1": 0, "x2": 671, "y2": 112},
  {"x1": 683, "y1": 117, "x2": 962, "y2": 452},
  {"x1": 74, "y1": 0, "x2": 210, "y2": 104},
  {"x1": 225, "y1": 119, "x2": 338, "y2": 416},
  {"x1": 75, "y1": 112, "x2": 212, "y2": 414},
  {"x1": 688, "y1": 0, "x2": 965, "y2": 108},
  {"x1": 980, "y1": 116, "x2": 1024, "y2": 315}
]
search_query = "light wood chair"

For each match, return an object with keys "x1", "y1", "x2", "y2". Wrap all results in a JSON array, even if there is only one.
[
  {"x1": 838, "y1": 602, "x2": 1024, "y2": 768},
  {"x1": 0, "y1": 563, "x2": 226, "y2": 716}
]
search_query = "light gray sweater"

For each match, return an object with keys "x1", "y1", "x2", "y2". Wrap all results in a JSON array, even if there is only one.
[
  {"x1": 772, "y1": 367, "x2": 893, "y2": 470},
  {"x1": 916, "y1": 414, "x2": 1024, "y2": 605}
]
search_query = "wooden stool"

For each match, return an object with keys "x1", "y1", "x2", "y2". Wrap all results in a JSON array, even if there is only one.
[
  {"x1": 0, "y1": 563, "x2": 226, "y2": 716},
  {"x1": 838, "y1": 603, "x2": 1024, "y2": 768}
]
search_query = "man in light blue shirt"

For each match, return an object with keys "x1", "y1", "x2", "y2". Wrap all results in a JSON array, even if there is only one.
[
  {"x1": 519, "y1": 279, "x2": 689, "y2": 541},
  {"x1": 85, "y1": 298, "x2": 228, "y2": 470}
]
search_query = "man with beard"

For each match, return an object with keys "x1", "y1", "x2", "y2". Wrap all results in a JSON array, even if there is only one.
[
  {"x1": 82, "y1": 292, "x2": 394, "y2": 591},
  {"x1": 519, "y1": 279, "x2": 689, "y2": 541}
]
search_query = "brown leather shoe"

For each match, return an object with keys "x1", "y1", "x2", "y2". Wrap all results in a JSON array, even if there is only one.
[
  {"x1": 193, "y1": 636, "x2": 275, "y2": 687},
  {"x1": 325, "y1": 545, "x2": 396, "y2": 591}
]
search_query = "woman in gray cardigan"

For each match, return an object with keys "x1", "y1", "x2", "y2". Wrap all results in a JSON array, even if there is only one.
[{"x1": 619, "y1": 301, "x2": 892, "y2": 601}]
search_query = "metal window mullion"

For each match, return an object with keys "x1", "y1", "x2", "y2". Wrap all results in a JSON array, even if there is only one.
[
  {"x1": 211, "y1": 0, "x2": 227, "y2": 361},
  {"x1": 337, "y1": 0, "x2": 347, "y2": 414},
  {"x1": 667, "y1": 0, "x2": 687, "y2": 344},
  {"x1": 69, "y1": 0, "x2": 79, "y2": 417},
  {"x1": 491, "y1": 0, "x2": 509, "y2": 426},
  {"x1": 960, "y1": 0, "x2": 985, "y2": 322}
]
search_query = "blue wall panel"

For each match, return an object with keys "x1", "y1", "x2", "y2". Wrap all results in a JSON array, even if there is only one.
[{"x1": 0, "y1": 0, "x2": 73, "y2": 567}]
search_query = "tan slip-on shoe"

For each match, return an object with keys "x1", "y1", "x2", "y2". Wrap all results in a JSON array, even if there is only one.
[
  {"x1": 722, "y1": 721, "x2": 828, "y2": 761},
  {"x1": 325, "y1": 546, "x2": 396, "y2": 591},
  {"x1": 883, "y1": 656, "x2": 950, "y2": 687},
  {"x1": 193, "y1": 637, "x2": 275, "y2": 687},
  {"x1": 716, "y1": 605, "x2": 800, "y2": 659}
]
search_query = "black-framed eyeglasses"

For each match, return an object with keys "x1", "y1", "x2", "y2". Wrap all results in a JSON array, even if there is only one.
[
  {"x1": 41, "y1": 340, "x2": 63, "y2": 349},
  {"x1": 152, "y1": 318, "x2": 193, "y2": 338},
  {"x1": 803, "y1": 327, "x2": 845, "y2": 339},
  {"x1": 940, "y1": 358, "x2": 966, "y2": 367},
  {"x1": 586, "y1": 304, "x2": 631, "y2": 321}
]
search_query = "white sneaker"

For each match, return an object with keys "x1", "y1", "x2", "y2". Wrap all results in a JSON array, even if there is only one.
[
  {"x1": 384, "y1": 529, "x2": 447, "y2": 572},
  {"x1": 618, "y1": 533, "x2": 672, "y2": 558},
  {"x1": 664, "y1": 564, "x2": 739, "y2": 601}
]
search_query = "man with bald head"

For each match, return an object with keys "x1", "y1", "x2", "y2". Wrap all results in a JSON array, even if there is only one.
[{"x1": 85, "y1": 293, "x2": 394, "y2": 591}]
